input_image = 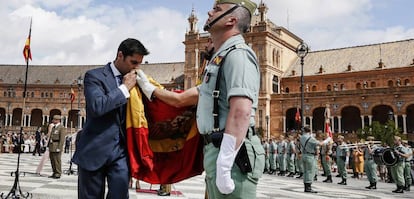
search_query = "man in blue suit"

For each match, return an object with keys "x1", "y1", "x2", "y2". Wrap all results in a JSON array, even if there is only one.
[{"x1": 72, "y1": 38, "x2": 149, "y2": 199}]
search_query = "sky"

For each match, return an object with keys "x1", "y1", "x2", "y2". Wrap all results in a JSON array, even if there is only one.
[{"x1": 0, "y1": 0, "x2": 413, "y2": 65}]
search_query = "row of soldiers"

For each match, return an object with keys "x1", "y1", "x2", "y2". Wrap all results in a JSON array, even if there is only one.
[{"x1": 262, "y1": 128, "x2": 413, "y2": 193}]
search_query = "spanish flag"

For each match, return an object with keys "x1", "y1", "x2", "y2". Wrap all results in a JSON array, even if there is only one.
[
  {"x1": 126, "y1": 77, "x2": 204, "y2": 184},
  {"x1": 23, "y1": 18, "x2": 32, "y2": 62}
]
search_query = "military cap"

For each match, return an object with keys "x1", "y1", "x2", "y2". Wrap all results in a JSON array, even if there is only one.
[
  {"x1": 53, "y1": 115, "x2": 62, "y2": 120},
  {"x1": 366, "y1": 136, "x2": 375, "y2": 141},
  {"x1": 216, "y1": 0, "x2": 257, "y2": 16}
]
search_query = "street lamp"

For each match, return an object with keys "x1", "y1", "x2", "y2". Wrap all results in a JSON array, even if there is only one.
[
  {"x1": 265, "y1": 115, "x2": 270, "y2": 141},
  {"x1": 77, "y1": 76, "x2": 83, "y2": 129},
  {"x1": 296, "y1": 42, "x2": 309, "y2": 131}
]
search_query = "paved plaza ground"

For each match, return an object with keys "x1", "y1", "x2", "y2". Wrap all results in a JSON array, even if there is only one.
[{"x1": 0, "y1": 153, "x2": 412, "y2": 199}]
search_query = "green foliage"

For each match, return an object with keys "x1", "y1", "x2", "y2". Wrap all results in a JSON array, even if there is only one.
[{"x1": 357, "y1": 121, "x2": 402, "y2": 147}]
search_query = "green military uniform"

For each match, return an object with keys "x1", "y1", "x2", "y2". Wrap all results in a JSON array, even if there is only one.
[
  {"x1": 300, "y1": 131, "x2": 319, "y2": 193},
  {"x1": 197, "y1": 33, "x2": 264, "y2": 198},
  {"x1": 268, "y1": 140, "x2": 277, "y2": 173},
  {"x1": 391, "y1": 144, "x2": 407, "y2": 193},
  {"x1": 364, "y1": 142, "x2": 378, "y2": 189},
  {"x1": 286, "y1": 139, "x2": 296, "y2": 176},
  {"x1": 48, "y1": 116, "x2": 66, "y2": 178},
  {"x1": 295, "y1": 138, "x2": 304, "y2": 178},
  {"x1": 336, "y1": 140, "x2": 349, "y2": 185},
  {"x1": 402, "y1": 145, "x2": 412, "y2": 191},
  {"x1": 262, "y1": 140, "x2": 270, "y2": 173},
  {"x1": 321, "y1": 141, "x2": 333, "y2": 182},
  {"x1": 277, "y1": 139, "x2": 287, "y2": 175}
]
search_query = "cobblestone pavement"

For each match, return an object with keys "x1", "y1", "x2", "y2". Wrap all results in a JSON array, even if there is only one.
[{"x1": 0, "y1": 153, "x2": 412, "y2": 198}]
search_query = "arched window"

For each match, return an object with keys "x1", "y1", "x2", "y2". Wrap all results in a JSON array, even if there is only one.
[
  {"x1": 388, "y1": 80, "x2": 394, "y2": 87},
  {"x1": 327, "y1": 85, "x2": 332, "y2": 91},
  {"x1": 312, "y1": 85, "x2": 317, "y2": 91},
  {"x1": 356, "y1": 83, "x2": 362, "y2": 90},
  {"x1": 404, "y1": 79, "x2": 410, "y2": 86},
  {"x1": 285, "y1": 87, "x2": 290, "y2": 93},
  {"x1": 272, "y1": 75, "x2": 279, "y2": 93}
]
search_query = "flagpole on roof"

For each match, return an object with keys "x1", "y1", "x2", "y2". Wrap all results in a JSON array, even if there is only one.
[{"x1": 1, "y1": 18, "x2": 33, "y2": 199}]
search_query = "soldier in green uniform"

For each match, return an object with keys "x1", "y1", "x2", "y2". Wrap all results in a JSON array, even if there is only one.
[
  {"x1": 48, "y1": 115, "x2": 66, "y2": 179},
  {"x1": 336, "y1": 135, "x2": 349, "y2": 185},
  {"x1": 262, "y1": 139, "x2": 270, "y2": 173},
  {"x1": 402, "y1": 140, "x2": 412, "y2": 191},
  {"x1": 295, "y1": 135, "x2": 304, "y2": 178},
  {"x1": 300, "y1": 126, "x2": 331, "y2": 193},
  {"x1": 321, "y1": 133, "x2": 333, "y2": 183},
  {"x1": 286, "y1": 135, "x2": 296, "y2": 177},
  {"x1": 136, "y1": 0, "x2": 264, "y2": 198},
  {"x1": 391, "y1": 136, "x2": 408, "y2": 193},
  {"x1": 364, "y1": 136, "x2": 379, "y2": 189},
  {"x1": 268, "y1": 138, "x2": 277, "y2": 174},
  {"x1": 277, "y1": 135, "x2": 287, "y2": 176}
]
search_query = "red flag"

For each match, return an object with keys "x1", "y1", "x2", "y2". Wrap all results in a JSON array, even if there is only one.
[
  {"x1": 126, "y1": 86, "x2": 203, "y2": 184},
  {"x1": 325, "y1": 122, "x2": 333, "y2": 138},
  {"x1": 23, "y1": 19, "x2": 32, "y2": 62},
  {"x1": 69, "y1": 88, "x2": 76, "y2": 103},
  {"x1": 295, "y1": 107, "x2": 301, "y2": 123}
]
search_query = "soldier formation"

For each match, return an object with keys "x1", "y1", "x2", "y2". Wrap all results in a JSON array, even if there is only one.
[{"x1": 262, "y1": 130, "x2": 413, "y2": 194}]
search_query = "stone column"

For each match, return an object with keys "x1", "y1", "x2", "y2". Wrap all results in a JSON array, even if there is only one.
[{"x1": 402, "y1": 114, "x2": 407, "y2": 134}]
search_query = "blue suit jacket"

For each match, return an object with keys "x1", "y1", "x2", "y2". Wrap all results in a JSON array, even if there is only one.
[{"x1": 72, "y1": 63, "x2": 127, "y2": 171}]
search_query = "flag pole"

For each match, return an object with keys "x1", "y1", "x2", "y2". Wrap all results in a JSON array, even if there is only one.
[{"x1": 1, "y1": 18, "x2": 33, "y2": 199}]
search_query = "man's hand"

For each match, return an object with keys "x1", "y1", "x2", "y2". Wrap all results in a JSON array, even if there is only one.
[
  {"x1": 123, "y1": 70, "x2": 138, "y2": 90},
  {"x1": 136, "y1": 69, "x2": 156, "y2": 100},
  {"x1": 216, "y1": 134, "x2": 242, "y2": 194},
  {"x1": 56, "y1": 149, "x2": 60, "y2": 152}
]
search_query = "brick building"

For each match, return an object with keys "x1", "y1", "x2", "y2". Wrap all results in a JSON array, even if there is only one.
[{"x1": 0, "y1": 2, "x2": 413, "y2": 143}]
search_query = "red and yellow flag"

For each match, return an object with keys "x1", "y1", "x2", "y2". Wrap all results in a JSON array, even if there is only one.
[
  {"x1": 23, "y1": 18, "x2": 32, "y2": 62},
  {"x1": 69, "y1": 88, "x2": 76, "y2": 103},
  {"x1": 126, "y1": 77, "x2": 203, "y2": 184},
  {"x1": 295, "y1": 107, "x2": 301, "y2": 123}
]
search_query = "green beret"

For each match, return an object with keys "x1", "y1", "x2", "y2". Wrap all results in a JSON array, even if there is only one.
[{"x1": 216, "y1": 0, "x2": 257, "y2": 16}]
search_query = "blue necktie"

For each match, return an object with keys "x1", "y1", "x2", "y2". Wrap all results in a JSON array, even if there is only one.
[{"x1": 116, "y1": 75, "x2": 122, "y2": 86}]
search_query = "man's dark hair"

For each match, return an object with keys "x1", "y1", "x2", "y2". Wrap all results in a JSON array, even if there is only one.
[{"x1": 117, "y1": 38, "x2": 149, "y2": 59}]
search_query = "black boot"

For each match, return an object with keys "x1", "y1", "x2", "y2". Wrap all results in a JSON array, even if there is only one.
[
  {"x1": 392, "y1": 185, "x2": 404, "y2": 193},
  {"x1": 314, "y1": 175, "x2": 317, "y2": 181},
  {"x1": 304, "y1": 183, "x2": 317, "y2": 193},
  {"x1": 338, "y1": 178, "x2": 347, "y2": 185},
  {"x1": 365, "y1": 182, "x2": 376, "y2": 189},
  {"x1": 287, "y1": 172, "x2": 295, "y2": 177},
  {"x1": 404, "y1": 184, "x2": 410, "y2": 191},
  {"x1": 296, "y1": 173, "x2": 303, "y2": 179},
  {"x1": 323, "y1": 175, "x2": 332, "y2": 183}
]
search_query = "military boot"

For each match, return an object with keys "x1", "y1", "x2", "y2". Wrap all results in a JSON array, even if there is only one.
[
  {"x1": 296, "y1": 172, "x2": 303, "y2": 179},
  {"x1": 392, "y1": 185, "x2": 404, "y2": 193},
  {"x1": 365, "y1": 182, "x2": 376, "y2": 189},
  {"x1": 304, "y1": 183, "x2": 317, "y2": 193},
  {"x1": 323, "y1": 175, "x2": 332, "y2": 183},
  {"x1": 338, "y1": 178, "x2": 347, "y2": 185}
]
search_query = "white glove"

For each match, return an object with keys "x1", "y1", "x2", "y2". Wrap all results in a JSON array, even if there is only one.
[
  {"x1": 136, "y1": 69, "x2": 156, "y2": 100},
  {"x1": 322, "y1": 137, "x2": 332, "y2": 144},
  {"x1": 56, "y1": 149, "x2": 60, "y2": 152},
  {"x1": 290, "y1": 154, "x2": 294, "y2": 161},
  {"x1": 345, "y1": 156, "x2": 349, "y2": 165},
  {"x1": 216, "y1": 134, "x2": 242, "y2": 194}
]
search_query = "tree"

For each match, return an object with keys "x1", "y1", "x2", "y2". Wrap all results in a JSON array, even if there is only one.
[{"x1": 357, "y1": 120, "x2": 401, "y2": 147}]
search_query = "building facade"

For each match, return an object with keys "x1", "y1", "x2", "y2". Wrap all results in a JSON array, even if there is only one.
[{"x1": 0, "y1": 2, "x2": 413, "y2": 142}]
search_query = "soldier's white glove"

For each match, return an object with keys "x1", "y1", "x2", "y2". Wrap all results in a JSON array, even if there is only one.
[
  {"x1": 216, "y1": 134, "x2": 242, "y2": 194},
  {"x1": 345, "y1": 156, "x2": 349, "y2": 166},
  {"x1": 322, "y1": 137, "x2": 332, "y2": 144},
  {"x1": 290, "y1": 154, "x2": 294, "y2": 161},
  {"x1": 136, "y1": 69, "x2": 156, "y2": 100},
  {"x1": 56, "y1": 149, "x2": 60, "y2": 152}
]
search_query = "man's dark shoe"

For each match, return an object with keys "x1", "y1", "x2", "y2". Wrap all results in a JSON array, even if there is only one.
[{"x1": 157, "y1": 191, "x2": 171, "y2": 196}]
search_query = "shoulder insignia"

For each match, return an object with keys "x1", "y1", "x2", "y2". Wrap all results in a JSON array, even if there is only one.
[{"x1": 212, "y1": 56, "x2": 223, "y2": 65}]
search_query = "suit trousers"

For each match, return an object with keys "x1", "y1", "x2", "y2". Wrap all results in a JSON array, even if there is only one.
[{"x1": 78, "y1": 146, "x2": 129, "y2": 199}]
